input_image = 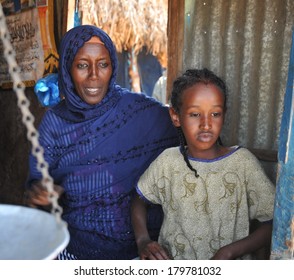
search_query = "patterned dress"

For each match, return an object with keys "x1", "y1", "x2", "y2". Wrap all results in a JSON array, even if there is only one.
[{"x1": 136, "y1": 146, "x2": 276, "y2": 259}]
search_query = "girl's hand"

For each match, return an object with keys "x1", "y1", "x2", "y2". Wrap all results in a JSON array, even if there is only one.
[
  {"x1": 138, "y1": 239, "x2": 171, "y2": 260},
  {"x1": 210, "y1": 244, "x2": 235, "y2": 260}
]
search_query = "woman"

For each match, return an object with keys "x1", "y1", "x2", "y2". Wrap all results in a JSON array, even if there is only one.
[{"x1": 25, "y1": 25, "x2": 178, "y2": 259}]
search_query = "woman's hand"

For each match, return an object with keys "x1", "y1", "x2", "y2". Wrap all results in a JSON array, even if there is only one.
[
  {"x1": 24, "y1": 181, "x2": 64, "y2": 209},
  {"x1": 138, "y1": 239, "x2": 171, "y2": 260}
]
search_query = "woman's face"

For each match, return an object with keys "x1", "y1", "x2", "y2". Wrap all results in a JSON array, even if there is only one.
[{"x1": 70, "y1": 37, "x2": 113, "y2": 105}]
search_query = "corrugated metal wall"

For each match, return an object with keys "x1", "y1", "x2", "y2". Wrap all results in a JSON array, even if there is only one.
[{"x1": 183, "y1": 0, "x2": 294, "y2": 152}]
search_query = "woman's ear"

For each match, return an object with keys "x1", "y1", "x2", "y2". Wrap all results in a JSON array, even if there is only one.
[{"x1": 169, "y1": 107, "x2": 181, "y2": 127}]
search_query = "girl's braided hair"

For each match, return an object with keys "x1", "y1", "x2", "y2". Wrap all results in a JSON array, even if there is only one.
[{"x1": 170, "y1": 68, "x2": 227, "y2": 178}]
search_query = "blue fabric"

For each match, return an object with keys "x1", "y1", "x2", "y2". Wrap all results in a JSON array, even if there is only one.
[
  {"x1": 116, "y1": 51, "x2": 131, "y2": 90},
  {"x1": 27, "y1": 25, "x2": 179, "y2": 259},
  {"x1": 34, "y1": 73, "x2": 61, "y2": 107},
  {"x1": 137, "y1": 47, "x2": 163, "y2": 97}
]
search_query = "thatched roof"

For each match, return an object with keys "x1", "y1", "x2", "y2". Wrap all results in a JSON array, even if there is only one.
[{"x1": 80, "y1": 0, "x2": 168, "y2": 67}]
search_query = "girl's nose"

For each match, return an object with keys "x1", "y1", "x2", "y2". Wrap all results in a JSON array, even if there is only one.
[{"x1": 200, "y1": 116, "x2": 211, "y2": 130}]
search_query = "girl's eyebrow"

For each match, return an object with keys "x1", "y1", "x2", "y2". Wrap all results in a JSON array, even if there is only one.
[{"x1": 186, "y1": 104, "x2": 224, "y2": 108}]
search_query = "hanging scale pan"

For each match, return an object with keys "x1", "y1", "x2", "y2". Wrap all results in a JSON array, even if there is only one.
[
  {"x1": 0, "y1": 4, "x2": 69, "y2": 259},
  {"x1": 0, "y1": 204, "x2": 69, "y2": 260}
]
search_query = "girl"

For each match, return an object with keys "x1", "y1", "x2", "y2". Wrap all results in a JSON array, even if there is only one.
[{"x1": 131, "y1": 68, "x2": 276, "y2": 260}]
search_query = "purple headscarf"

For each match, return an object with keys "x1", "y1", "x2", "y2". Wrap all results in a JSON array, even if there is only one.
[{"x1": 52, "y1": 25, "x2": 120, "y2": 122}]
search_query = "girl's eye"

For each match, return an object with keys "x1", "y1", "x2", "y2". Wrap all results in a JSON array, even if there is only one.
[
  {"x1": 212, "y1": 112, "x2": 222, "y2": 117},
  {"x1": 190, "y1": 113, "x2": 200, "y2": 117}
]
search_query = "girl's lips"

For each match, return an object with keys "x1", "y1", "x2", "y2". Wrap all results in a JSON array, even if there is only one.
[{"x1": 197, "y1": 132, "x2": 214, "y2": 142}]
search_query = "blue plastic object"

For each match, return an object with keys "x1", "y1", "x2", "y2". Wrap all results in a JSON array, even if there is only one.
[{"x1": 34, "y1": 73, "x2": 61, "y2": 107}]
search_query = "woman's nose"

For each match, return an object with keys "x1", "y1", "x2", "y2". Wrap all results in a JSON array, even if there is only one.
[{"x1": 89, "y1": 65, "x2": 98, "y2": 79}]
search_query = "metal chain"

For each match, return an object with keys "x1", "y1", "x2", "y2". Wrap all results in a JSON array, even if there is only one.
[{"x1": 0, "y1": 4, "x2": 63, "y2": 223}]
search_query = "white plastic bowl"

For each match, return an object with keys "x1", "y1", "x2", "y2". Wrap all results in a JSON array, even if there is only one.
[{"x1": 0, "y1": 204, "x2": 70, "y2": 260}]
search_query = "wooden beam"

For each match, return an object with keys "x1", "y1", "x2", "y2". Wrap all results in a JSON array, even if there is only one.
[
  {"x1": 166, "y1": 0, "x2": 185, "y2": 103},
  {"x1": 61, "y1": 0, "x2": 69, "y2": 35},
  {"x1": 66, "y1": 0, "x2": 75, "y2": 31}
]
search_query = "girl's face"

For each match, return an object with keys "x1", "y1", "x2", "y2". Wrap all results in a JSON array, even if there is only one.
[
  {"x1": 70, "y1": 37, "x2": 113, "y2": 105},
  {"x1": 170, "y1": 83, "x2": 225, "y2": 159}
]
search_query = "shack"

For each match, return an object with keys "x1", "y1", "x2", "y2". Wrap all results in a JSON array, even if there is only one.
[{"x1": 0, "y1": 0, "x2": 293, "y2": 260}]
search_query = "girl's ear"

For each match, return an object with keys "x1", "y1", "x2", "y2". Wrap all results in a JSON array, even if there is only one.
[{"x1": 169, "y1": 107, "x2": 181, "y2": 127}]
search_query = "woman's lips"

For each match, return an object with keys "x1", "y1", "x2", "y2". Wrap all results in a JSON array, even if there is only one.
[{"x1": 85, "y1": 87, "x2": 102, "y2": 96}]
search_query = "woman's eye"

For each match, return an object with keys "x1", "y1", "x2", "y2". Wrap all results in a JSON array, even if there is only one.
[
  {"x1": 99, "y1": 62, "x2": 109, "y2": 68},
  {"x1": 77, "y1": 63, "x2": 88, "y2": 69}
]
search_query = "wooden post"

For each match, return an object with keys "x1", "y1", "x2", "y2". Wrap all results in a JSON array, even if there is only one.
[
  {"x1": 127, "y1": 48, "x2": 141, "y2": 93},
  {"x1": 61, "y1": 0, "x2": 69, "y2": 35},
  {"x1": 270, "y1": 28, "x2": 294, "y2": 259},
  {"x1": 166, "y1": 0, "x2": 185, "y2": 103},
  {"x1": 66, "y1": 0, "x2": 75, "y2": 30}
]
